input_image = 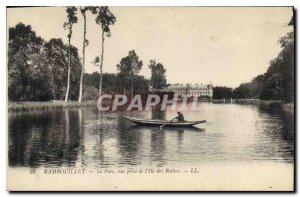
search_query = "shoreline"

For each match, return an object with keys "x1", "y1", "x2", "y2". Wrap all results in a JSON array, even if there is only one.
[
  {"x1": 8, "y1": 100, "x2": 97, "y2": 112},
  {"x1": 213, "y1": 98, "x2": 285, "y2": 105},
  {"x1": 8, "y1": 99, "x2": 294, "y2": 113},
  {"x1": 213, "y1": 98, "x2": 294, "y2": 114}
]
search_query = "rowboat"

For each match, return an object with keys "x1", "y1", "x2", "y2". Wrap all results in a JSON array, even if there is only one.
[
  {"x1": 130, "y1": 125, "x2": 205, "y2": 132},
  {"x1": 123, "y1": 116, "x2": 206, "y2": 127}
]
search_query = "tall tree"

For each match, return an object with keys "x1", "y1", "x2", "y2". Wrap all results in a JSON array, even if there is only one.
[
  {"x1": 233, "y1": 16, "x2": 294, "y2": 102},
  {"x1": 78, "y1": 6, "x2": 97, "y2": 103},
  {"x1": 8, "y1": 23, "x2": 82, "y2": 101},
  {"x1": 95, "y1": 6, "x2": 116, "y2": 96},
  {"x1": 68, "y1": 45, "x2": 83, "y2": 100},
  {"x1": 44, "y1": 38, "x2": 68, "y2": 100},
  {"x1": 63, "y1": 6, "x2": 78, "y2": 102},
  {"x1": 148, "y1": 60, "x2": 167, "y2": 90},
  {"x1": 116, "y1": 50, "x2": 143, "y2": 99},
  {"x1": 8, "y1": 23, "x2": 44, "y2": 101},
  {"x1": 259, "y1": 17, "x2": 294, "y2": 102}
]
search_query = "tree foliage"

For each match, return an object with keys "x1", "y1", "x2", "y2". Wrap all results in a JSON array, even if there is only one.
[
  {"x1": 117, "y1": 50, "x2": 143, "y2": 76},
  {"x1": 259, "y1": 30, "x2": 294, "y2": 102},
  {"x1": 94, "y1": 6, "x2": 116, "y2": 96},
  {"x1": 8, "y1": 23, "x2": 45, "y2": 101},
  {"x1": 233, "y1": 16, "x2": 294, "y2": 102},
  {"x1": 95, "y1": 6, "x2": 116, "y2": 36},
  {"x1": 84, "y1": 72, "x2": 149, "y2": 96},
  {"x1": 8, "y1": 23, "x2": 149, "y2": 102},
  {"x1": 63, "y1": 6, "x2": 78, "y2": 39},
  {"x1": 213, "y1": 87, "x2": 233, "y2": 99},
  {"x1": 148, "y1": 60, "x2": 167, "y2": 89},
  {"x1": 116, "y1": 50, "x2": 143, "y2": 97},
  {"x1": 8, "y1": 23, "x2": 81, "y2": 101}
]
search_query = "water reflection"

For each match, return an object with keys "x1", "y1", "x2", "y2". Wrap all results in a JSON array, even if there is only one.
[
  {"x1": 8, "y1": 103, "x2": 294, "y2": 168},
  {"x1": 151, "y1": 105, "x2": 166, "y2": 120},
  {"x1": 255, "y1": 104, "x2": 294, "y2": 163},
  {"x1": 117, "y1": 120, "x2": 142, "y2": 166},
  {"x1": 150, "y1": 129, "x2": 166, "y2": 166},
  {"x1": 9, "y1": 110, "x2": 81, "y2": 168}
]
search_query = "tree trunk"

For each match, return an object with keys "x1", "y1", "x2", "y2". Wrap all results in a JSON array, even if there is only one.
[
  {"x1": 65, "y1": 109, "x2": 70, "y2": 145},
  {"x1": 154, "y1": 72, "x2": 157, "y2": 94},
  {"x1": 123, "y1": 80, "x2": 126, "y2": 95},
  {"x1": 99, "y1": 30, "x2": 105, "y2": 96},
  {"x1": 51, "y1": 71, "x2": 55, "y2": 100},
  {"x1": 65, "y1": 37, "x2": 71, "y2": 102},
  {"x1": 78, "y1": 13, "x2": 86, "y2": 103},
  {"x1": 131, "y1": 77, "x2": 133, "y2": 100}
]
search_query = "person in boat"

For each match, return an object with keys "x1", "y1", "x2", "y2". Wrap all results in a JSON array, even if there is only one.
[{"x1": 172, "y1": 112, "x2": 185, "y2": 122}]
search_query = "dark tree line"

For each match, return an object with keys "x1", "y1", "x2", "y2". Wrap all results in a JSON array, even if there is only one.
[
  {"x1": 84, "y1": 50, "x2": 166, "y2": 100},
  {"x1": 232, "y1": 75, "x2": 264, "y2": 99},
  {"x1": 8, "y1": 23, "x2": 81, "y2": 101},
  {"x1": 8, "y1": 6, "x2": 117, "y2": 102},
  {"x1": 213, "y1": 87, "x2": 233, "y2": 99},
  {"x1": 8, "y1": 23, "x2": 167, "y2": 102},
  {"x1": 259, "y1": 29, "x2": 294, "y2": 102},
  {"x1": 83, "y1": 72, "x2": 149, "y2": 100},
  {"x1": 217, "y1": 16, "x2": 294, "y2": 102}
]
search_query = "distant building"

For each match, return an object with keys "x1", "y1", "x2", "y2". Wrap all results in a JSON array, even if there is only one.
[{"x1": 149, "y1": 83, "x2": 213, "y2": 99}]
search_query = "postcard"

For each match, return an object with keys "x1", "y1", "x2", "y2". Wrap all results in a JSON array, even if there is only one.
[{"x1": 7, "y1": 6, "x2": 294, "y2": 191}]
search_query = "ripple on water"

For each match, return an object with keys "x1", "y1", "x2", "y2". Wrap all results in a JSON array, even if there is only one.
[{"x1": 8, "y1": 103, "x2": 294, "y2": 168}]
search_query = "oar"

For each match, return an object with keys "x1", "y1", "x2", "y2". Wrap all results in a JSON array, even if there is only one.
[
  {"x1": 159, "y1": 124, "x2": 166, "y2": 129},
  {"x1": 160, "y1": 119, "x2": 174, "y2": 129}
]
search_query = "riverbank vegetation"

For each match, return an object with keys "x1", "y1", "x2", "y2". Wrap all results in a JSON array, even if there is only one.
[
  {"x1": 8, "y1": 6, "x2": 167, "y2": 104},
  {"x1": 8, "y1": 8, "x2": 293, "y2": 112},
  {"x1": 213, "y1": 16, "x2": 294, "y2": 103},
  {"x1": 8, "y1": 101, "x2": 96, "y2": 112}
]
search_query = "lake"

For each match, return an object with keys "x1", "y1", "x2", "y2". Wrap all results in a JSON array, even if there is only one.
[{"x1": 8, "y1": 102, "x2": 294, "y2": 169}]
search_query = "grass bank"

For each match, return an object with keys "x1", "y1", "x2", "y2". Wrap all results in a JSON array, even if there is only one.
[
  {"x1": 214, "y1": 98, "x2": 294, "y2": 114},
  {"x1": 234, "y1": 99, "x2": 284, "y2": 105},
  {"x1": 8, "y1": 100, "x2": 97, "y2": 112},
  {"x1": 213, "y1": 98, "x2": 286, "y2": 105}
]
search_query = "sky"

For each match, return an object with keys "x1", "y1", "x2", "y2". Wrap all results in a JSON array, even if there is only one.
[{"x1": 7, "y1": 7, "x2": 293, "y2": 88}]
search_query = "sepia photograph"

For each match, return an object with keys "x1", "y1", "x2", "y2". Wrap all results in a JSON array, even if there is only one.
[{"x1": 6, "y1": 6, "x2": 294, "y2": 191}]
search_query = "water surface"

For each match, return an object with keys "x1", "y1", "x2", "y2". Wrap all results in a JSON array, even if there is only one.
[{"x1": 8, "y1": 103, "x2": 294, "y2": 168}]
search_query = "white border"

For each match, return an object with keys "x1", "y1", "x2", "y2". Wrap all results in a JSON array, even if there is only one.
[{"x1": 1, "y1": 0, "x2": 297, "y2": 6}]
